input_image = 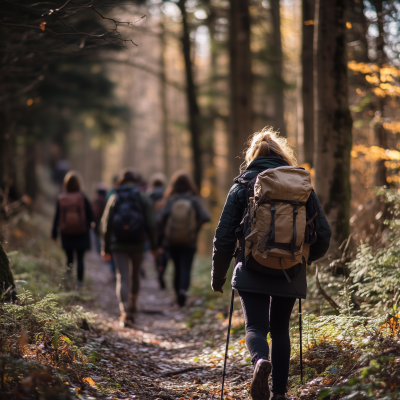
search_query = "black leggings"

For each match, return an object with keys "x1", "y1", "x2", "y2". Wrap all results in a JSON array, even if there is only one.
[
  {"x1": 169, "y1": 247, "x2": 196, "y2": 295},
  {"x1": 65, "y1": 249, "x2": 85, "y2": 282},
  {"x1": 238, "y1": 291, "x2": 296, "y2": 395}
]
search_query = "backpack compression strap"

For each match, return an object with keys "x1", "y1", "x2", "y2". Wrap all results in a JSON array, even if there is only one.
[{"x1": 257, "y1": 198, "x2": 306, "y2": 257}]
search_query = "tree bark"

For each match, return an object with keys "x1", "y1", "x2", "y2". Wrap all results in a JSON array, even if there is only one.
[
  {"x1": 178, "y1": 0, "x2": 202, "y2": 188},
  {"x1": 0, "y1": 243, "x2": 16, "y2": 302},
  {"x1": 229, "y1": 0, "x2": 253, "y2": 176},
  {"x1": 314, "y1": 0, "x2": 353, "y2": 251},
  {"x1": 269, "y1": 0, "x2": 286, "y2": 137},
  {"x1": 299, "y1": 0, "x2": 315, "y2": 166},
  {"x1": 372, "y1": 0, "x2": 387, "y2": 187},
  {"x1": 160, "y1": 18, "x2": 170, "y2": 178}
]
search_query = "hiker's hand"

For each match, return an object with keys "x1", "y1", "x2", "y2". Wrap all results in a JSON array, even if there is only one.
[
  {"x1": 102, "y1": 251, "x2": 111, "y2": 261},
  {"x1": 213, "y1": 289, "x2": 223, "y2": 294}
]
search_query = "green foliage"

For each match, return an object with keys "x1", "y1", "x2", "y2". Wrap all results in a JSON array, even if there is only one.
[
  {"x1": 1, "y1": 290, "x2": 95, "y2": 353},
  {"x1": 348, "y1": 188, "x2": 400, "y2": 316}
]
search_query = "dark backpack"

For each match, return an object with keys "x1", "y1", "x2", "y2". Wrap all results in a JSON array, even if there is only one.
[{"x1": 112, "y1": 186, "x2": 146, "y2": 243}]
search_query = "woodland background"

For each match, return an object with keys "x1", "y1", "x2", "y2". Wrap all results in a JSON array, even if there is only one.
[{"x1": 2, "y1": 1, "x2": 400, "y2": 399}]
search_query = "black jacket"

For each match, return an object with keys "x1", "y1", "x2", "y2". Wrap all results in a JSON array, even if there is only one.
[
  {"x1": 212, "y1": 157, "x2": 331, "y2": 298},
  {"x1": 52, "y1": 192, "x2": 94, "y2": 251}
]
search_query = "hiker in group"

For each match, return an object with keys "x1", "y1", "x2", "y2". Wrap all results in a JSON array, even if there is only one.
[
  {"x1": 52, "y1": 171, "x2": 94, "y2": 287},
  {"x1": 160, "y1": 171, "x2": 210, "y2": 307},
  {"x1": 92, "y1": 182, "x2": 108, "y2": 254},
  {"x1": 212, "y1": 128, "x2": 331, "y2": 400},
  {"x1": 101, "y1": 168, "x2": 157, "y2": 327},
  {"x1": 147, "y1": 173, "x2": 169, "y2": 289}
]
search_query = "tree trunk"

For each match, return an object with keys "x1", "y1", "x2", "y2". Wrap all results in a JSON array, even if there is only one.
[
  {"x1": 160, "y1": 18, "x2": 170, "y2": 178},
  {"x1": 270, "y1": 0, "x2": 286, "y2": 137},
  {"x1": 299, "y1": 0, "x2": 315, "y2": 166},
  {"x1": 372, "y1": 0, "x2": 387, "y2": 187},
  {"x1": 314, "y1": 0, "x2": 353, "y2": 251},
  {"x1": 229, "y1": 0, "x2": 253, "y2": 176},
  {"x1": 24, "y1": 137, "x2": 38, "y2": 201},
  {"x1": 0, "y1": 243, "x2": 16, "y2": 302},
  {"x1": 178, "y1": 0, "x2": 202, "y2": 188}
]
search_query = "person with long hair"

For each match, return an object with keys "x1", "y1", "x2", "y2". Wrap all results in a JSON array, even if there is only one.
[
  {"x1": 52, "y1": 171, "x2": 94, "y2": 287},
  {"x1": 161, "y1": 171, "x2": 210, "y2": 306},
  {"x1": 212, "y1": 127, "x2": 331, "y2": 400},
  {"x1": 101, "y1": 169, "x2": 157, "y2": 327}
]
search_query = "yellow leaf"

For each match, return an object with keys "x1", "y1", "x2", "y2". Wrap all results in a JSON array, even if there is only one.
[
  {"x1": 82, "y1": 377, "x2": 96, "y2": 386},
  {"x1": 239, "y1": 339, "x2": 246, "y2": 344}
]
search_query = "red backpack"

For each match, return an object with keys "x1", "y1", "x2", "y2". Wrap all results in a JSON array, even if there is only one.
[{"x1": 58, "y1": 192, "x2": 87, "y2": 235}]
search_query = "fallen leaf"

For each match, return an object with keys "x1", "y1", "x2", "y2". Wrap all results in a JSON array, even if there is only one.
[
  {"x1": 239, "y1": 339, "x2": 246, "y2": 344},
  {"x1": 171, "y1": 375, "x2": 179, "y2": 379},
  {"x1": 82, "y1": 377, "x2": 96, "y2": 386},
  {"x1": 40, "y1": 21, "x2": 46, "y2": 31}
]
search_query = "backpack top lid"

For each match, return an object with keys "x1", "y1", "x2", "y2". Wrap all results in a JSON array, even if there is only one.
[{"x1": 254, "y1": 166, "x2": 312, "y2": 203}]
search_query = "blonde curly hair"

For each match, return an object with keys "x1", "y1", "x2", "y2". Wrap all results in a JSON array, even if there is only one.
[{"x1": 241, "y1": 127, "x2": 298, "y2": 172}]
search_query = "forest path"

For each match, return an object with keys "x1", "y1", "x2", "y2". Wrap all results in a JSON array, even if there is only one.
[{"x1": 80, "y1": 248, "x2": 252, "y2": 400}]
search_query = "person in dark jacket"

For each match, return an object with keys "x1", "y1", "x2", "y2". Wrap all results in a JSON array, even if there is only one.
[
  {"x1": 161, "y1": 171, "x2": 211, "y2": 307},
  {"x1": 147, "y1": 173, "x2": 169, "y2": 289},
  {"x1": 212, "y1": 128, "x2": 331, "y2": 400},
  {"x1": 101, "y1": 169, "x2": 158, "y2": 327},
  {"x1": 52, "y1": 171, "x2": 94, "y2": 287}
]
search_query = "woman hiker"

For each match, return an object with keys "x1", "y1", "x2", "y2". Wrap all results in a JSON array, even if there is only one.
[
  {"x1": 52, "y1": 171, "x2": 94, "y2": 287},
  {"x1": 211, "y1": 128, "x2": 331, "y2": 400},
  {"x1": 160, "y1": 171, "x2": 210, "y2": 307}
]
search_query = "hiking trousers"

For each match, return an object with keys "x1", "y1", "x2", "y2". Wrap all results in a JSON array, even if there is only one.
[
  {"x1": 112, "y1": 251, "x2": 143, "y2": 316},
  {"x1": 169, "y1": 247, "x2": 196, "y2": 295},
  {"x1": 65, "y1": 249, "x2": 85, "y2": 282},
  {"x1": 238, "y1": 291, "x2": 296, "y2": 395}
]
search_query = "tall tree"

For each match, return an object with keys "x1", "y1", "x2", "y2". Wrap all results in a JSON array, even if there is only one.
[
  {"x1": 229, "y1": 0, "x2": 252, "y2": 175},
  {"x1": 269, "y1": 0, "x2": 286, "y2": 137},
  {"x1": 314, "y1": 0, "x2": 353, "y2": 251},
  {"x1": 299, "y1": 0, "x2": 315, "y2": 166},
  {"x1": 177, "y1": 0, "x2": 203, "y2": 188},
  {"x1": 372, "y1": 0, "x2": 387, "y2": 186}
]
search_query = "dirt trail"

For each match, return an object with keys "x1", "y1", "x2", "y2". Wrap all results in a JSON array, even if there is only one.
[{"x1": 81, "y1": 249, "x2": 252, "y2": 400}]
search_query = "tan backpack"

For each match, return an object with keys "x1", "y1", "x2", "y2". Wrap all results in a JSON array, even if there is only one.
[
  {"x1": 165, "y1": 198, "x2": 197, "y2": 246},
  {"x1": 240, "y1": 167, "x2": 316, "y2": 280}
]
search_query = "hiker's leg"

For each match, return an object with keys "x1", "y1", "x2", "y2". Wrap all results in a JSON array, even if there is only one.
[
  {"x1": 169, "y1": 248, "x2": 181, "y2": 296},
  {"x1": 269, "y1": 296, "x2": 296, "y2": 395},
  {"x1": 112, "y1": 252, "x2": 130, "y2": 315},
  {"x1": 239, "y1": 291, "x2": 271, "y2": 365},
  {"x1": 76, "y1": 249, "x2": 85, "y2": 282},
  {"x1": 128, "y1": 251, "x2": 143, "y2": 315},
  {"x1": 65, "y1": 248, "x2": 74, "y2": 273},
  {"x1": 179, "y1": 248, "x2": 196, "y2": 292}
]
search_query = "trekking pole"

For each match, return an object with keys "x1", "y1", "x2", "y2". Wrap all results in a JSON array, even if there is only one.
[
  {"x1": 221, "y1": 289, "x2": 235, "y2": 400},
  {"x1": 299, "y1": 298, "x2": 303, "y2": 384}
]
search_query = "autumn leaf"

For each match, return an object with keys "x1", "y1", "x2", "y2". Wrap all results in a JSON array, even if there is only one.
[
  {"x1": 82, "y1": 377, "x2": 96, "y2": 386},
  {"x1": 40, "y1": 21, "x2": 46, "y2": 31},
  {"x1": 239, "y1": 339, "x2": 246, "y2": 344}
]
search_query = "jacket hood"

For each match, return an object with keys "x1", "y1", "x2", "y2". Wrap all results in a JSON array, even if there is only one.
[{"x1": 234, "y1": 156, "x2": 289, "y2": 184}]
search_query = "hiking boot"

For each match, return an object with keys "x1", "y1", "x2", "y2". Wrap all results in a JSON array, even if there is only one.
[
  {"x1": 177, "y1": 291, "x2": 187, "y2": 307},
  {"x1": 158, "y1": 276, "x2": 166, "y2": 290},
  {"x1": 250, "y1": 359, "x2": 272, "y2": 400},
  {"x1": 119, "y1": 312, "x2": 135, "y2": 328}
]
